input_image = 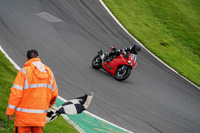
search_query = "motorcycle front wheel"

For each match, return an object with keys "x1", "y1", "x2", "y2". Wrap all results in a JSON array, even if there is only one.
[
  {"x1": 114, "y1": 65, "x2": 131, "y2": 81},
  {"x1": 92, "y1": 55, "x2": 102, "y2": 69}
]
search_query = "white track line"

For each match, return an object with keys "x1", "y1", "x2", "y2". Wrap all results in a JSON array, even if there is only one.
[
  {"x1": 0, "y1": 46, "x2": 21, "y2": 71},
  {"x1": 99, "y1": 0, "x2": 200, "y2": 90}
]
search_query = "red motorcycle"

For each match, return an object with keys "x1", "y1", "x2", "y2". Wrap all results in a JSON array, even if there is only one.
[{"x1": 92, "y1": 46, "x2": 137, "y2": 81}]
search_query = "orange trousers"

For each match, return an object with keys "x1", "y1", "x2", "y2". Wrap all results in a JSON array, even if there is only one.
[{"x1": 14, "y1": 126, "x2": 43, "y2": 133}]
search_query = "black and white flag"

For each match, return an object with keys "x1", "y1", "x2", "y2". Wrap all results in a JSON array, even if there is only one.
[{"x1": 46, "y1": 92, "x2": 93, "y2": 123}]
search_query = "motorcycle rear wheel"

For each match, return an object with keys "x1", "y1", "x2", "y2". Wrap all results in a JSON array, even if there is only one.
[
  {"x1": 114, "y1": 65, "x2": 131, "y2": 81},
  {"x1": 92, "y1": 55, "x2": 102, "y2": 69}
]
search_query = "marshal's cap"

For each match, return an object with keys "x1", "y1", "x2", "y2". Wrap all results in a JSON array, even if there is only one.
[{"x1": 27, "y1": 49, "x2": 39, "y2": 59}]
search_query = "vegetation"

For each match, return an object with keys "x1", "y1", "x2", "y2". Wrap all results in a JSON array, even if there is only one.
[{"x1": 103, "y1": 0, "x2": 200, "y2": 86}]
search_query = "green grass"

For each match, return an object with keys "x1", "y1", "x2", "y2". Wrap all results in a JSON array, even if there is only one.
[
  {"x1": 0, "y1": 51, "x2": 78, "y2": 133},
  {"x1": 103, "y1": 0, "x2": 200, "y2": 86},
  {"x1": 43, "y1": 116, "x2": 78, "y2": 133},
  {"x1": 0, "y1": 51, "x2": 17, "y2": 133}
]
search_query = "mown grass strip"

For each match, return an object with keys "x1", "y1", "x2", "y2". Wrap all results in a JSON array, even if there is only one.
[{"x1": 103, "y1": 0, "x2": 200, "y2": 86}]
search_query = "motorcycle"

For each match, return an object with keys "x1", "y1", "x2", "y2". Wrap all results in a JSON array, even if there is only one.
[{"x1": 92, "y1": 46, "x2": 137, "y2": 81}]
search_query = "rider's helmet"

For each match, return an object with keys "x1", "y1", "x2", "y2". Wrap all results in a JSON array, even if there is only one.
[{"x1": 130, "y1": 44, "x2": 141, "y2": 55}]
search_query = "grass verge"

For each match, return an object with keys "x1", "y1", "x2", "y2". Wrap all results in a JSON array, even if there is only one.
[
  {"x1": 103, "y1": 0, "x2": 200, "y2": 86},
  {"x1": 0, "y1": 51, "x2": 78, "y2": 133}
]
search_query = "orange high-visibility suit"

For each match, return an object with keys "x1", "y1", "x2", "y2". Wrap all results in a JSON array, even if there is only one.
[{"x1": 6, "y1": 58, "x2": 58, "y2": 130}]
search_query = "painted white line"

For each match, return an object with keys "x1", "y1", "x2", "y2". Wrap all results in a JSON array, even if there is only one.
[
  {"x1": 83, "y1": 111, "x2": 133, "y2": 133},
  {"x1": 99, "y1": 0, "x2": 200, "y2": 90},
  {"x1": 36, "y1": 12, "x2": 63, "y2": 23},
  {"x1": 0, "y1": 45, "x2": 21, "y2": 70},
  {"x1": 61, "y1": 114, "x2": 85, "y2": 133}
]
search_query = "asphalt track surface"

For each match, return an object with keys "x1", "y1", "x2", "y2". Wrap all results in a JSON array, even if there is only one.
[{"x1": 0, "y1": 0, "x2": 200, "y2": 133}]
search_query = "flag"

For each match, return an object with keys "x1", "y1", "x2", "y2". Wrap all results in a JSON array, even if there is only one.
[{"x1": 46, "y1": 92, "x2": 93, "y2": 123}]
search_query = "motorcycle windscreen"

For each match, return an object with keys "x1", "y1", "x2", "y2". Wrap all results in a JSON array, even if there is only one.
[{"x1": 131, "y1": 54, "x2": 137, "y2": 63}]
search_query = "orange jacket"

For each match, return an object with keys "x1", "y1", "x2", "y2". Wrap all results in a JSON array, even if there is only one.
[{"x1": 6, "y1": 58, "x2": 58, "y2": 127}]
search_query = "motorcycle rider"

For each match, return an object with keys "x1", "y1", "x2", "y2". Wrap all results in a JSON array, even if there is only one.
[{"x1": 101, "y1": 44, "x2": 141, "y2": 63}]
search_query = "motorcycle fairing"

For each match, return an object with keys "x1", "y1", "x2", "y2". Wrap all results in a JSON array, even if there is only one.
[{"x1": 102, "y1": 53, "x2": 135, "y2": 75}]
